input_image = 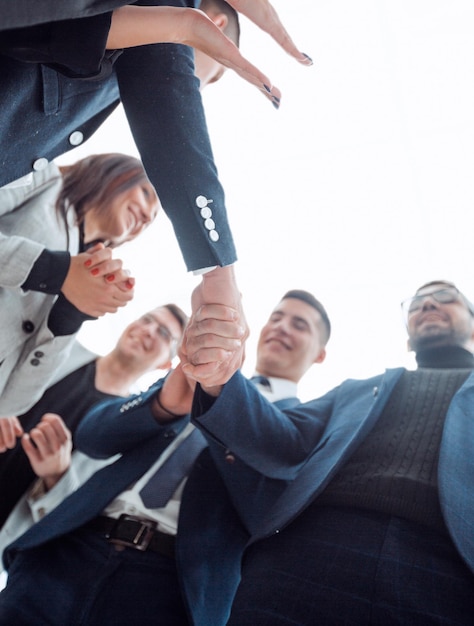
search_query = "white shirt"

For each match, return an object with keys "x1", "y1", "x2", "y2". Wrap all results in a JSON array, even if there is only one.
[{"x1": 251, "y1": 373, "x2": 298, "y2": 403}]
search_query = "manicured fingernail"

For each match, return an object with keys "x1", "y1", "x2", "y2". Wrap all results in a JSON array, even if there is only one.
[
  {"x1": 84, "y1": 259, "x2": 92, "y2": 267},
  {"x1": 302, "y1": 52, "x2": 313, "y2": 65},
  {"x1": 91, "y1": 268, "x2": 99, "y2": 276},
  {"x1": 272, "y1": 99, "x2": 280, "y2": 110},
  {"x1": 263, "y1": 84, "x2": 272, "y2": 93},
  {"x1": 106, "y1": 274, "x2": 115, "y2": 282},
  {"x1": 125, "y1": 279, "x2": 134, "y2": 289}
]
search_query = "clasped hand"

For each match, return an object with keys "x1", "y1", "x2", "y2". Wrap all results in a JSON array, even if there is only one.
[{"x1": 61, "y1": 242, "x2": 135, "y2": 317}]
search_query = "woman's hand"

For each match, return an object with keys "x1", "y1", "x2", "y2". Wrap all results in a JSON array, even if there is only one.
[
  {"x1": 108, "y1": 5, "x2": 312, "y2": 108},
  {"x1": 61, "y1": 243, "x2": 134, "y2": 316}
]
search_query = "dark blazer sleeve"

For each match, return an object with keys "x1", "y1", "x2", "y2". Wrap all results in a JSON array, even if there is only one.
[
  {"x1": 114, "y1": 22, "x2": 237, "y2": 270},
  {"x1": 192, "y1": 371, "x2": 332, "y2": 479},
  {"x1": 76, "y1": 379, "x2": 189, "y2": 458}
]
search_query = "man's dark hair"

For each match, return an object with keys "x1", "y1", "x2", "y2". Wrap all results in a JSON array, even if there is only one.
[
  {"x1": 282, "y1": 290, "x2": 331, "y2": 344},
  {"x1": 162, "y1": 303, "x2": 189, "y2": 334},
  {"x1": 200, "y1": 0, "x2": 240, "y2": 47}
]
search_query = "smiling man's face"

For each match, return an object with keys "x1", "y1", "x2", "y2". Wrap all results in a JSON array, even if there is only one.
[
  {"x1": 255, "y1": 298, "x2": 326, "y2": 383},
  {"x1": 406, "y1": 283, "x2": 474, "y2": 352},
  {"x1": 117, "y1": 307, "x2": 183, "y2": 372}
]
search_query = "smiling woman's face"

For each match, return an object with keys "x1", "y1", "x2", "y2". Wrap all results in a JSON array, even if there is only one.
[{"x1": 83, "y1": 181, "x2": 160, "y2": 247}]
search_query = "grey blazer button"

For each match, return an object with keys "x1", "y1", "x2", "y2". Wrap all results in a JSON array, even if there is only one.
[
  {"x1": 32, "y1": 157, "x2": 49, "y2": 171},
  {"x1": 69, "y1": 131, "x2": 84, "y2": 146},
  {"x1": 30, "y1": 358, "x2": 41, "y2": 366},
  {"x1": 22, "y1": 320, "x2": 35, "y2": 333},
  {"x1": 224, "y1": 449, "x2": 235, "y2": 464},
  {"x1": 34, "y1": 351, "x2": 44, "y2": 358}
]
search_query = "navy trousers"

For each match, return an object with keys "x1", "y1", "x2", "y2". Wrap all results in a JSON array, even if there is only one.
[
  {"x1": 228, "y1": 506, "x2": 474, "y2": 626},
  {"x1": 0, "y1": 528, "x2": 189, "y2": 625}
]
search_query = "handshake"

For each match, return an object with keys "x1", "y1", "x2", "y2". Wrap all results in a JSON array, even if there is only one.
[{"x1": 154, "y1": 265, "x2": 249, "y2": 420}]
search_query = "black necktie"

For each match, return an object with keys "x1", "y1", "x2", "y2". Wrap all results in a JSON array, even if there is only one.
[
  {"x1": 139, "y1": 428, "x2": 206, "y2": 508},
  {"x1": 250, "y1": 375, "x2": 271, "y2": 388}
]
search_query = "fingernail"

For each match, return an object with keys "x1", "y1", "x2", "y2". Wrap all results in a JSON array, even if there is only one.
[
  {"x1": 91, "y1": 268, "x2": 99, "y2": 276},
  {"x1": 125, "y1": 279, "x2": 134, "y2": 289},
  {"x1": 272, "y1": 99, "x2": 280, "y2": 110},
  {"x1": 84, "y1": 259, "x2": 92, "y2": 267},
  {"x1": 106, "y1": 274, "x2": 115, "y2": 282},
  {"x1": 302, "y1": 52, "x2": 313, "y2": 65},
  {"x1": 263, "y1": 84, "x2": 272, "y2": 93}
]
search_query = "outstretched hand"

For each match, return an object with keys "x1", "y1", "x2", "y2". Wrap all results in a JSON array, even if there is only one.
[
  {"x1": 108, "y1": 5, "x2": 312, "y2": 109},
  {"x1": 225, "y1": 0, "x2": 313, "y2": 66}
]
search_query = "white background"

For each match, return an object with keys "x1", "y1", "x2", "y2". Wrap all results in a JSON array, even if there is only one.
[{"x1": 58, "y1": 0, "x2": 474, "y2": 401}]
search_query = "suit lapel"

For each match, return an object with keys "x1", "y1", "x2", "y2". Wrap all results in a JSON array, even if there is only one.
[{"x1": 253, "y1": 369, "x2": 405, "y2": 540}]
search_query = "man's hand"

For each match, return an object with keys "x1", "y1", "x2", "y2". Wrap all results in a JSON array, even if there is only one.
[
  {"x1": 21, "y1": 413, "x2": 72, "y2": 491},
  {"x1": 0, "y1": 416, "x2": 23, "y2": 452},
  {"x1": 152, "y1": 363, "x2": 196, "y2": 423},
  {"x1": 182, "y1": 265, "x2": 249, "y2": 395}
]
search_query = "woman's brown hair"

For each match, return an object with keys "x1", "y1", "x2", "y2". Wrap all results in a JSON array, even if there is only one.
[{"x1": 57, "y1": 153, "x2": 156, "y2": 236}]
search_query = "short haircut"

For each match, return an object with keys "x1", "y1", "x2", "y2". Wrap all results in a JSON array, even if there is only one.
[
  {"x1": 282, "y1": 290, "x2": 331, "y2": 344},
  {"x1": 200, "y1": 0, "x2": 240, "y2": 47},
  {"x1": 161, "y1": 303, "x2": 189, "y2": 335},
  {"x1": 414, "y1": 280, "x2": 474, "y2": 316}
]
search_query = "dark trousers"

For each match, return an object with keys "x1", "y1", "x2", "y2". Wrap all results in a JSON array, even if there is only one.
[
  {"x1": 228, "y1": 506, "x2": 474, "y2": 626},
  {"x1": 0, "y1": 528, "x2": 189, "y2": 625}
]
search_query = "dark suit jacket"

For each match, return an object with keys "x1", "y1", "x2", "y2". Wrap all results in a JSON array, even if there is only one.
[
  {"x1": 3, "y1": 382, "x2": 299, "y2": 626},
  {"x1": 0, "y1": 0, "x2": 237, "y2": 271},
  {"x1": 191, "y1": 368, "x2": 474, "y2": 575}
]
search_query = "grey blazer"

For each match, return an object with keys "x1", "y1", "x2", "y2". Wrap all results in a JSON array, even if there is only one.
[{"x1": 0, "y1": 163, "x2": 80, "y2": 415}]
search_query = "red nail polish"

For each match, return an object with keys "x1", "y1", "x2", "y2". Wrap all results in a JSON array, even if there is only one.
[
  {"x1": 106, "y1": 274, "x2": 115, "y2": 282},
  {"x1": 84, "y1": 259, "x2": 92, "y2": 267},
  {"x1": 91, "y1": 268, "x2": 99, "y2": 276},
  {"x1": 126, "y1": 279, "x2": 134, "y2": 289}
]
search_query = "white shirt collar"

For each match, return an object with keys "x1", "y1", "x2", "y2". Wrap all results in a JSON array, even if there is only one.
[{"x1": 251, "y1": 372, "x2": 298, "y2": 402}]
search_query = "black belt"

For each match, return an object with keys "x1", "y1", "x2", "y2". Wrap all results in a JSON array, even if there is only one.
[{"x1": 84, "y1": 514, "x2": 175, "y2": 558}]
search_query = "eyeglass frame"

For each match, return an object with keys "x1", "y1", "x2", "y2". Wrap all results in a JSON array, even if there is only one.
[
  {"x1": 400, "y1": 286, "x2": 474, "y2": 322},
  {"x1": 138, "y1": 314, "x2": 181, "y2": 357}
]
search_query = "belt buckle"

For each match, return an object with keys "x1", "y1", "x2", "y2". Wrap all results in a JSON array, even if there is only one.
[{"x1": 106, "y1": 514, "x2": 157, "y2": 552}]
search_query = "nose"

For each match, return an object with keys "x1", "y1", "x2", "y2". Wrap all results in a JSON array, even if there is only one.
[{"x1": 420, "y1": 295, "x2": 439, "y2": 310}]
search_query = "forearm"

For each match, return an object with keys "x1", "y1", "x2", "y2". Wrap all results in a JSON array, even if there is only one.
[{"x1": 107, "y1": 6, "x2": 192, "y2": 49}]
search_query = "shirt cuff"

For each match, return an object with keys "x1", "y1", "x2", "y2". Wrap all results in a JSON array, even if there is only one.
[
  {"x1": 47, "y1": 293, "x2": 96, "y2": 336},
  {"x1": 21, "y1": 249, "x2": 71, "y2": 294}
]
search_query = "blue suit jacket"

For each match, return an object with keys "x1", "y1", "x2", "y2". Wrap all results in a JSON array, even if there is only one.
[
  {"x1": 192, "y1": 368, "x2": 474, "y2": 574},
  {"x1": 0, "y1": 0, "x2": 236, "y2": 271},
  {"x1": 3, "y1": 382, "x2": 299, "y2": 626}
]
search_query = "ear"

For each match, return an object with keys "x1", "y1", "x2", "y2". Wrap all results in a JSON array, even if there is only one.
[
  {"x1": 210, "y1": 12, "x2": 228, "y2": 32},
  {"x1": 314, "y1": 348, "x2": 326, "y2": 364}
]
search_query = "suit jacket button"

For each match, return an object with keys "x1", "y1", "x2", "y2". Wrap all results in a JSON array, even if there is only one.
[
  {"x1": 22, "y1": 320, "x2": 35, "y2": 333},
  {"x1": 34, "y1": 351, "x2": 44, "y2": 358},
  {"x1": 69, "y1": 131, "x2": 84, "y2": 146},
  {"x1": 225, "y1": 450, "x2": 235, "y2": 464},
  {"x1": 32, "y1": 157, "x2": 49, "y2": 171},
  {"x1": 30, "y1": 358, "x2": 41, "y2": 366}
]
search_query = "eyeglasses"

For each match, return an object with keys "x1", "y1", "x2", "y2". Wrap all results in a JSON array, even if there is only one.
[
  {"x1": 140, "y1": 315, "x2": 180, "y2": 345},
  {"x1": 401, "y1": 287, "x2": 464, "y2": 320}
]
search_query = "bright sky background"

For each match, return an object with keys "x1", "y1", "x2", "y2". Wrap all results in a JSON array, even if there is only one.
[{"x1": 57, "y1": 0, "x2": 474, "y2": 402}]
